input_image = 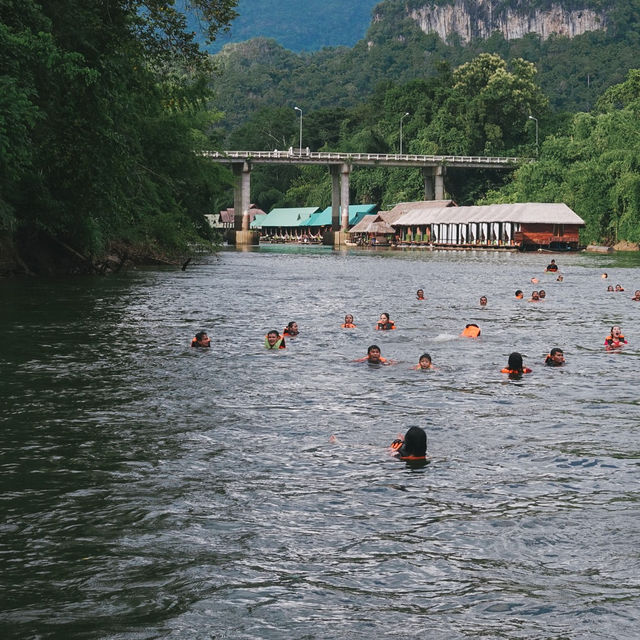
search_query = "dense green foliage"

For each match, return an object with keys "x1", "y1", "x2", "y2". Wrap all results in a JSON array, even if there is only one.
[
  {"x1": 483, "y1": 69, "x2": 640, "y2": 245},
  {"x1": 0, "y1": 0, "x2": 237, "y2": 273},
  {"x1": 197, "y1": 0, "x2": 379, "y2": 53}
]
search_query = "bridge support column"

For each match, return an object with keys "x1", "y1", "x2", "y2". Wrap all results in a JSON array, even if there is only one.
[
  {"x1": 422, "y1": 167, "x2": 435, "y2": 200},
  {"x1": 232, "y1": 162, "x2": 258, "y2": 245},
  {"x1": 330, "y1": 166, "x2": 340, "y2": 231},
  {"x1": 435, "y1": 165, "x2": 445, "y2": 200},
  {"x1": 330, "y1": 163, "x2": 350, "y2": 248}
]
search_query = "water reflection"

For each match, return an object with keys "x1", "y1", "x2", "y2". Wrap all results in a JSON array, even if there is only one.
[{"x1": 1, "y1": 248, "x2": 640, "y2": 639}]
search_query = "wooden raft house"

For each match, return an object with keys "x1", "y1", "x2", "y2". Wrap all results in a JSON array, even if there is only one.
[{"x1": 393, "y1": 203, "x2": 585, "y2": 250}]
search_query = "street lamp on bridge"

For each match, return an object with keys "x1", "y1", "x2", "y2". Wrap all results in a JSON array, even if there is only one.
[
  {"x1": 528, "y1": 115, "x2": 539, "y2": 157},
  {"x1": 400, "y1": 112, "x2": 410, "y2": 155},
  {"x1": 294, "y1": 106, "x2": 303, "y2": 155}
]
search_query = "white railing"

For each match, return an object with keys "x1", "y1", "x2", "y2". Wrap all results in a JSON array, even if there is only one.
[{"x1": 200, "y1": 150, "x2": 525, "y2": 166}]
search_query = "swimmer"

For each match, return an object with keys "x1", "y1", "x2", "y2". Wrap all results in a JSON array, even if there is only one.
[
  {"x1": 529, "y1": 291, "x2": 540, "y2": 302},
  {"x1": 538, "y1": 289, "x2": 546, "y2": 299},
  {"x1": 416, "y1": 289, "x2": 425, "y2": 300},
  {"x1": 354, "y1": 344, "x2": 392, "y2": 365},
  {"x1": 501, "y1": 352, "x2": 532, "y2": 375},
  {"x1": 191, "y1": 331, "x2": 211, "y2": 348},
  {"x1": 389, "y1": 426, "x2": 427, "y2": 463},
  {"x1": 413, "y1": 353, "x2": 434, "y2": 370},
  {"x1": 602, "y1": 273, "x2": 608, "y2": 279},
  {"x1": 479, "y1": 295, "x2": 488, "y2": 306},
  {"x1": 607, "y1": 285, "x2": 614, "y2": 292},
  {"x1": 556, "y1": 275, "x2": 564, "y2": 282},
  {"x1": 604, "y1": 326, "x2": 627, "y2": 350},
  {"x1": 283, "y1": 321, "x2": 299, "y2": 337},
  {"x1": 460, "y1": 323, "x2": 481, "y2": 338},
  {"x1": 265, "y1": 330, "x2": 286, "y2": 350},
  {"x1": 375, "y1": 312, "x2": 396, "y2": 331},
  {"x1": 515, "y1": 289, "x2": 524, "y2": 299},
  {"x1": 615, "y1": 284, "x2": 625, "y2": 292},
  {"x1": 632, "y1": 290, "x2": 640, "y2": 301},
  {"x1": 341, "y1": 314, "x2": 357, "y2": 328},
  {"x1": 545, "y1": 259, "x2": 558, "y2": 272},
  {"x1": 545, "y1": 347, "x2": 565, "y2": 367},
  {"x1": 531, "y1": 277, "x2": 539, "y2": 284}
]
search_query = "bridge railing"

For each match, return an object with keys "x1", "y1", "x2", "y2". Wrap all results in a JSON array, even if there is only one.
[{"x1": 200, "y1": 150, "x2": 524, "y2": 166}]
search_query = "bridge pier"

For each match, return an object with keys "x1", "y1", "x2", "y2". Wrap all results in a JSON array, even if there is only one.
[
  {"x1": 423, "y1": 166, "x2": 446, "y2": 200},
  {"x1": 232, "y1": 162, "x2": 258, "y2": 245}
]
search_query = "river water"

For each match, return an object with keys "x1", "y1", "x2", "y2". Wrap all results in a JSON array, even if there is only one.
[{"x1": 1, "y1": 246, "x2": 640, "y2": 639}]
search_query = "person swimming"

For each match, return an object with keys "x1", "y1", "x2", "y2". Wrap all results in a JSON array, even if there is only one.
[
  {"x1": 191, "y1": 331, "x2": 211, "y2": 348},
  {"x1": 632, "y1": 290, "x2": 640, "y2": 301},
  {"x1": 283, "y1": 321, "x2": 299, "y2": 337},
  {"x1": 341, "y1": 314, "x2": 356, "y2": 328},
  {"x1": 479, "y1": 295, "x2": 488, "y2": 306},
  {"x1": 501, "y1": 352, "x2": 532, "y2": 375},
  {"x1": 416, "y1": 289, "x2": 425, "y2": 300},
  {"x1": 556, "y1": 275, "x2": 564, "y2": 282},
  {"x1": 515, "y1": 289, "x2": 524, "y2": 299},
  {"x1": 538, "y1": 289, "x2": 546, "y2": 299},
  {"x1": 375, "y1": 313, "x2": 396, "y2": 331},
  {"x1": 390, "y1": 426, "x2": 427, "y2": 462},
  {"x1": 545, "y1": 259, "x2": 558, "y2": 272},
  {"x1": 354, "y1": 344, "x2": 391, "y2": 365},
  {"x1": 615, "y1": 284, "x2": 625, "y2": 292},
  {"x1": 607, "y1": 285, "x2": 614, "y2": 292},
  {"x1": 264, "y1": 330, "x2": 286, "y2": 350},
  {"x1": 604, "y1": 326, "x2": 627, "y2": 350},
  {"x1": 529, "y1": 291, "x2": 540, "y2": 302},
  {"x1": 545, "y1": 347, "x2": 565, "y2": 366},
  {"x1": 460, "y1": 323, "x2": 481, "y2": 338},
  {"x1": 413, "y1": 353, "x2": 434, "y2": 370}
]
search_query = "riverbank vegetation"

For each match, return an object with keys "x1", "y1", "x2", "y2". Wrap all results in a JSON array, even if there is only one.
[{"x1": 0, "y1": 0, "x2": 238, "y2": 276}]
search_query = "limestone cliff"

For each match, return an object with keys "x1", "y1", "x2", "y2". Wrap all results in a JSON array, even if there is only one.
[{"x1": 393, "y1": 0, "x2": 607, "y2": 43}]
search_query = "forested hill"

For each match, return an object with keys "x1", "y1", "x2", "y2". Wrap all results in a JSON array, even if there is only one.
[{"x1": 193, "y1": 0, "x2": 380, "y2": 52}]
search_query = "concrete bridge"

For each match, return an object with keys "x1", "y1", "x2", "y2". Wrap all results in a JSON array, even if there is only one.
[{"x1": 202, "y1": 150, "x2": 525, "y2": 245}]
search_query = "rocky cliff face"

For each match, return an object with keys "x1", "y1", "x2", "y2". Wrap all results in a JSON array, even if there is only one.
[{"x1": 404, "y1": 0, "x2": 606, "y2": 43}]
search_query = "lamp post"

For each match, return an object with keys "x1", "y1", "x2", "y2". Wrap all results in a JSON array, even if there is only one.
[
  {"x1": 528, "y1": 115, "x2": 538, "y2": 157},
  {"x1": 294, "y1": 106, "x2": 302, "y2": 155},
  {"x1": 400, "y1": 112, "x2": 410, "y2": 155}
]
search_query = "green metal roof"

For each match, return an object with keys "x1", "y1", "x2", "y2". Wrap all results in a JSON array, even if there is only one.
[
  {"x1": 261, "y1": 207, "x2": 319, "y2": 228},
  {"x1": 250, "y1": 214, "x2": 268, "y2": 229},
  {"x1": 301, "y1": 204, "x2": 378, "y2": 227}
]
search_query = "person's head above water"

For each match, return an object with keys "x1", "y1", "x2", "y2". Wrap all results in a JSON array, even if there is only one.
[
  {"x1": 380, "y1": 312, "x2": 390, "y2": 322},
  {"x1": 367, "y1": 344, "x2": 382, "y2": 362},
  {"x1": 418, "y1": 353, "x2": 432, "y2": 369},
  {"x1": 479, "y1": 296, "x2": 488, "y2": 306},
  {"x1": 343, "y1": 314, "x2": 355, "y2": 324},
  {"x1": 538, "y1": 289, "x2": 546, "y2": 299},
  {"x1": 193, "y1": 331, "x2": 211, "y2": 347},
  {"x1": 284, "y1": 321, "x2": 299, "y2": 335},
  {"x1": 400, "y1": 426, "x2": 427, "y2": 458},
  {"x1": 546, "y1": 347, "x2": 565, "y2": 366},
  {"x1": 265, "y1": 330, "x2": 285, "y2": 349},
  {"x1": 416, "y1": 289, "x2": 425, "y2": 300},
  {"x1": 507, "y1": 352, "x2": 524, "y2": 371},
  {"x1": 515, "y1": 290, "x2": 523, "y2": 299}
]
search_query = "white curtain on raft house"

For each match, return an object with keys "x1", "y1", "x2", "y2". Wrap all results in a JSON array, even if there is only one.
[
  {"x1": 460, "y1": 225, "x2": 467, "y2": 242},
  {"x1": 505, "y1": 223, "x2": 512, "y2": 241},
  {"x1": 471, "y1": 224, "x2": 477, "y2": 241},
  {"x1": 492, "y1": 223, "x2": 500, "y2": 242},
  {"x1": 449, "y1": 224, "x2": 456, "y2": 244}
]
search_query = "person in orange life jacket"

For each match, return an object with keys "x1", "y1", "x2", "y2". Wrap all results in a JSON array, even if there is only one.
[
  {"x1": 354, "y1": 344, "x2": 392, "y2": 365},
  {"x1": 375, "y1": 312, "x2": 396, "y2": 330},
  {"x1": 615, "y1": 283, "x2": 625, "y2": 292},
  {"x1": 416, "y1": 289, "x2": 425, "y2": 300},
  {"x1": 632, "y1": 290, "x2": 640, "y2": 301},
  {"x1": 545, "y1": 347, "x2": 565, "y2": 366},
  {"x1": 460, "y1": 323, "x2": 481, "y2": 338},
  {"x1": 341, "y1": 314, "x2": 356, "y2": 328},
  {"x1": 413, "y1": 352, "x2": 434, "y2": 370},
  {"x1": 265, "y1": 330, "x2": 286, "y2": 350},
  {"x1": 283, "y1": 321, "x2": 298, "y2": 337},
  {"x1": 191, "y1": 331, "x2": 211, "y2": 348},
  {"x1": 604, "y1": 326, "x2": 627, "y2": 350},
  {"x1": 390, "y1": 426, "x2": 427, "y2": 462},
  {"x1": 501, "y1": 352, "x2": 532, "y2": 375},
  {"x1": 545, "y1": 259, "x2": 558, "y2": 272},
  {"x1": 515, "y1": 289, "x2": 524, "y2": 299}
]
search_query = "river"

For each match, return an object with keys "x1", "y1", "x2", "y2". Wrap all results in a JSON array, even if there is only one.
[{"x1": 1, "y1": 246, "x2": 639, "y2": 639}]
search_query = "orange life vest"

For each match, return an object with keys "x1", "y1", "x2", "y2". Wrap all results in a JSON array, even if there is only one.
[
  {"x1": 341, "y1": 323, "x2": 356, "y2": 328},
  {"x1": 501, "y1": 367, "x2": 532, "y2": 374},
  {"x1": 461, "y1": 324, "x2": 481, "y2": 338},
  {"x1": 376, "y1": 321, "x2": 396, "y2": 330}
]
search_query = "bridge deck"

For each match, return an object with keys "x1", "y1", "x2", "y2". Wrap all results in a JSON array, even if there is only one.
[{"x1": 202, "y1": 150, "x2": 526, "y2": 170}]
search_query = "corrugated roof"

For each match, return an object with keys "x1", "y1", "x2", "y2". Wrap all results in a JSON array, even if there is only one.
[
  {"x1": 261, "y1": 207, "x2": 320, "y2": 228},
  {"x1": 301, "y1": 204, "x2": 378, "y2": 227},
  {"x1": 385, "y1": 200, "x2": 455, "y2": 224},
  {"x1": 394, "y1": 203, "x2": 585, "y2": 226},
  {"x1": 250, "y1": 214, "x2": 268, "y2": 229}
]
